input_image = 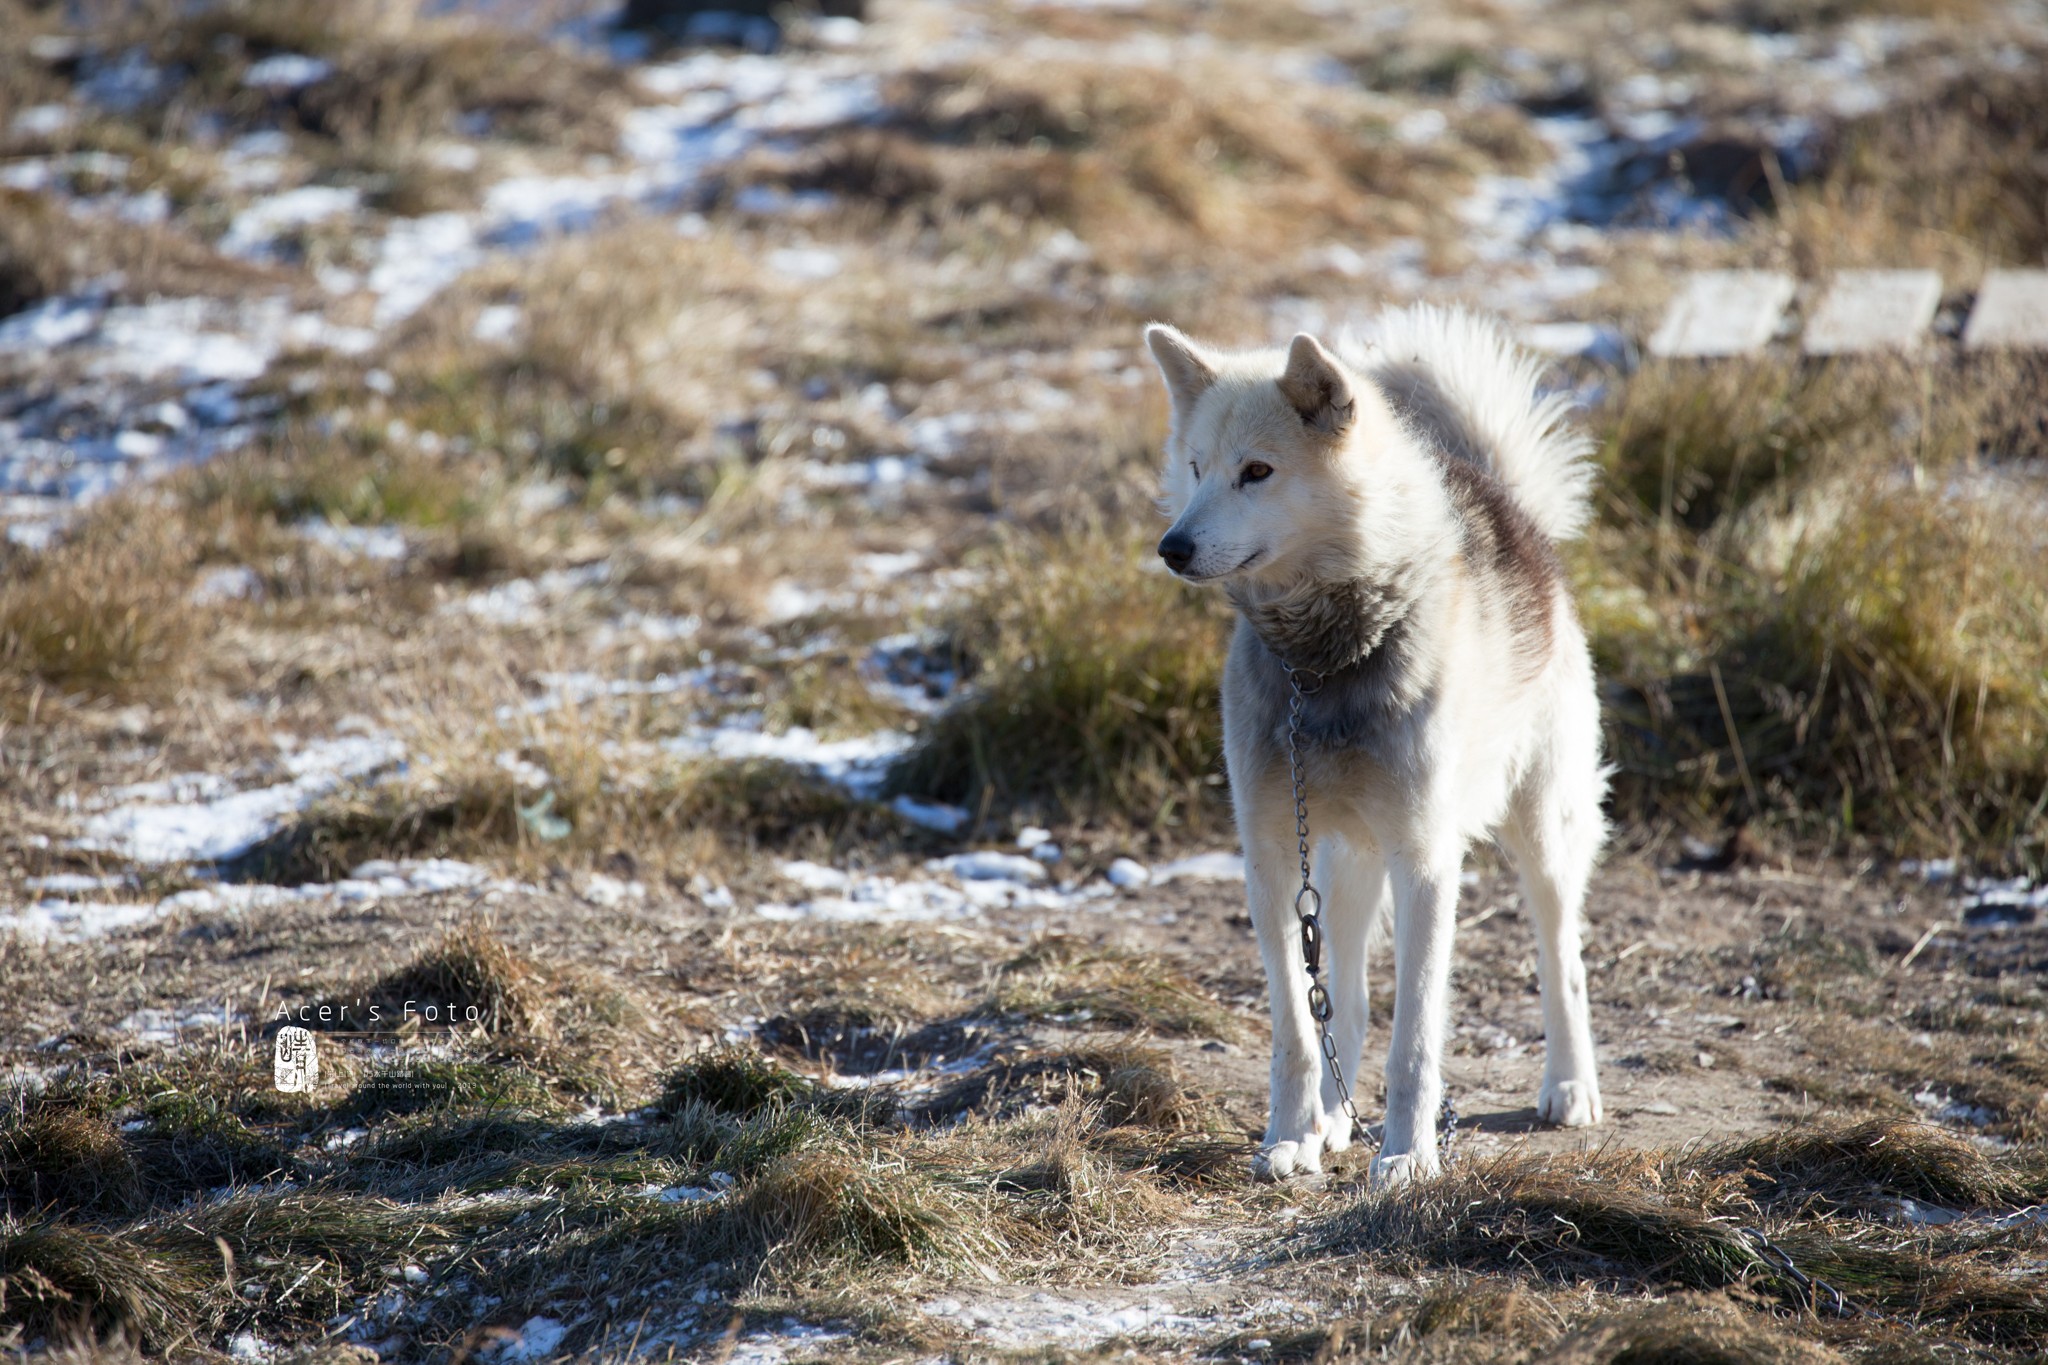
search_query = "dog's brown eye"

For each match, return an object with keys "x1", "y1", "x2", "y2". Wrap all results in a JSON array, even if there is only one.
[{"x1": 1243, "y1": 462, "x2": 1274, "y2": 483}]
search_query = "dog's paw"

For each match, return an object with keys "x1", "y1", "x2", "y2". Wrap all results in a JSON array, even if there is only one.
[
  {"x1": 1321, "y1": 1107, "x2": 1355, "y2": 1155},
  {"x1": 1251, "y1": 1136, "x2": 1324, "y2": 1181},
  {"x1": 1368, "y1": 1148, "x2": 1439, "y2": 1190},
  {"x1": 1537, "y1": 1078, "x2": 1603, "y2": 1127}
]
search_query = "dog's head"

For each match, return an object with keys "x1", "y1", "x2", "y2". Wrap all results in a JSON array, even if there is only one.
[{"x1": 1144, "y1": 325, "x2": 1381, "y2": 585}]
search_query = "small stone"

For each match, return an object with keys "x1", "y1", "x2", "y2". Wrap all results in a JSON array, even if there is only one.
[
  {"x1": 1695, "y1": 1050, "x2": 1716, "y2": 1068},
  {"x1": 1648, "y1": 270, "x2": 1796, "y2": 357},
  {"x1": 1802, "y1": 269, "x2": 1941, "y2": 355},
  {"x1": 1641, "y1": 1100, "x2": 1681, "y2": 1115},
  {"x1": 1963, "y1": 270, "x2": 2048, "y2": 349}
]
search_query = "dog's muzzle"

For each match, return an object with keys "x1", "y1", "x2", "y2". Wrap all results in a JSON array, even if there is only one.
[{"x1": 1157, "y1": 530, "x2": 1195, "y2": 574}]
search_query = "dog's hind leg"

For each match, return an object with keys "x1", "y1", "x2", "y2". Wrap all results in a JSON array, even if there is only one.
[
  {"x1": 1501, "y1": 772, "x2": 1605, "y2": 1129},
  {"x1": 1315, "y1": 831, "x2": 1387, "y2": 1155},
  {"x1": 1243, "y1": 777, "x2": 1333, "y2": 1180}
]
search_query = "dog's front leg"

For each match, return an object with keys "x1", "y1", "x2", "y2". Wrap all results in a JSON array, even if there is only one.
[
  {"x1": 1242, "y1": 784, "x2": 1327, "y2": 1180},
  {"x1": 1373, "y1": 849, "x2": 1460, "y2": 1188}
]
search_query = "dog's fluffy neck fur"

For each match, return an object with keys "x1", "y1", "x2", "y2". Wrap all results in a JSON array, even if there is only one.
[
  {"x1": 1228, "y1": 570, "x2": 1419, "y2": 676},
  {"x1": 1228, "y1": 397, "x2": 1454, "y2": 678}
]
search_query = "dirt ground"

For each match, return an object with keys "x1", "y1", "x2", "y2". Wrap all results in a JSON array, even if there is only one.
[{"x1": 1, "y1": 848, "x2": 1983, "y2": 1155}]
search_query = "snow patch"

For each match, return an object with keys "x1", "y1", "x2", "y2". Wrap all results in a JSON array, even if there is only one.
[
  {"x1": 890, "y1": 794, "x2": 970, "y2": 833},
  {"x1": 923, "y1": 1294, "x2": 1218, "y2": 1349},
  {"x1": 1, "y1": 859, "x2": 499, "y2": 944},
  {"x1": 1153, "y1": 852, "x2": 1245, "y2": 883},
  {"x1": 662, "y1": 724, "x2": 909, "y2": 799},
  {"x1": 78, "y1": 735, "x2": 404, "y2": 864},
  {"x1": 490, "y1": 1316, "x2": 567, "y2": 1363},
  {"x1": 221, "y1": 185, "x2": 363, "y2": 259},
  {"x1": 934, "y1": 851, "x2": 1048, "y2": 884},
  {"x1": 242, "y1": 54, "x2": 334, "y2": 90}
]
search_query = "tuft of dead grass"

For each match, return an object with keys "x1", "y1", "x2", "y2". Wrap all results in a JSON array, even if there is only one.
[
  {"x1": 1688, "y1": 1118, "x2": 2043, "y2": 1211},
  {"x1": 365, "y1": 921, "x2": 553, "y2": 1038},
  {"x1": 1541, "y1": 1296, "x2": 1848, "y2": 1364},
  {"x1": 711, "y1": 1141, "x2": 1005, "y2": 1284},
  {"x1": 887, "y1": 530, "x2": 1233, "y2": 833},
  {"x1": 988, "y1": 935, "x2": 1243, "y2": 1041},
  {"x1": 124, "y1": 0, "x2": 622, "y2": 155},
  {"x1": 656, "y1": 1047, "x2": 823, "y2": 1118},
  {"x1": 1769, "y1": 46, "x2": 2048, "y2": 276},
  {"x1": 0, "y1": 188, "x2": 282, "y2": 318},
  {"x1": 0, "y1": 506, "x2": 201, "y2": 707},
  {"x1": 1319, "y1": 1124, "x2": 2048, "y2": 1353},
  {"x1": 736, "y1": 58, "x2": 1522, "y2": 267},
  {"x1": 0, "y1": 1222, "x2": 209, "y2": 1354},
  {"x1": 919, "y1": 1043, "x2": 1215, "y2": 1132},
  {"x1": 1586, "y1": 353, "x2": 2048, "y2": 862},
  {"x1": 0, "y1": 1110, "x2": 140, "y2": 1219},
  {"x1": 1335, "y1": 1153, "x2": 1766, "y2": 1292}
]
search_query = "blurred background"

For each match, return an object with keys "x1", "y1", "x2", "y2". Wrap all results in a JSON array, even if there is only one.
[{"x1": 4, "y1": 2, "x2": 2048, "y2": 1360}]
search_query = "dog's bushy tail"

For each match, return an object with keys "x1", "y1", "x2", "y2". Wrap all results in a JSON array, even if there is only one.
[{"x1": 1351, "y1": 305, "x2": 1597, "y2": 542}]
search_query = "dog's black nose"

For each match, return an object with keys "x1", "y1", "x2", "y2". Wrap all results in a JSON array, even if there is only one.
[{"x1": 1157, "y1": 531, "x2": 1195, "y2": 573}]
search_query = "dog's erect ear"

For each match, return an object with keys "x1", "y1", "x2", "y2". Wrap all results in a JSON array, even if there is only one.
[
  {"x1": 1144, "y1": 324, "x2": 1218, "y2": 416},
  {"x1": 1278, "y1": 333, "x2": 1355, "y2": 437}
]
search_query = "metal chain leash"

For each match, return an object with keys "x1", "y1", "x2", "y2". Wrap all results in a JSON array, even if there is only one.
[
  {"x1": 1283, "y1": 663, "x2": 1457, "y2": 1168},
  {"x1": 1739, "y1": 1228, "x2": 1852, "y2": 1319}
]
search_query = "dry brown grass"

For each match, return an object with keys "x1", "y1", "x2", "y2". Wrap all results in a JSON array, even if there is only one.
[
  {"x1": 989, "y1": 935, "x2": 1244, "y2": 1042},
  {"x1": 368, "y1": 921, "x2": 554, "y2": 1038},
  {"x1": 1269, "y1": 1288, "x2": 1850, "y2": 1364},
  {"x1": 1585, "y1": 353, "x2": 2048, "y2": 861},
  {"x1": 1538, "y1": 1297, "x2": 1849, "y2": 1365},
  {"x1": 0, "y1": 1110, "x2": 140, "y2": 1219},
  {"x1": 888, "y1": 529, "x2": 1234, "y2": 834},
  {"x1": 1321, "y1": 1125, "x2": 2048, "y2": 1354},
  {"x1": 1762, "y1": 47, "x2": 2048, "y2": 277},
  {"x1": 921, "y1": 1044, "x2": 1217, "y2": 1132},
  {"x1": 110, "y1": 0, "x2": 623, "y2": 153},
  {"x1": 0, "y1": 507, "x2": 201, "y2": 707},
  {"x1": 0, "y1": 190, "x2": 281, "y2": 317},
  {"x1": 736, "y1": 58, "x2": 1529, "y2": 267},
  {"x1": 367, "y1": 220, "x2": 962, "y2": 506}
]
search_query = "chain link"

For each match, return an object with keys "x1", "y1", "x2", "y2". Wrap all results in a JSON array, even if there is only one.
[
  {"x1": 1284, "y1": 662, "x2": 1456, "y2": 1169},
  {"x1": 1739, "y1": 1228, "x2": 1852, "y2": 1318}
]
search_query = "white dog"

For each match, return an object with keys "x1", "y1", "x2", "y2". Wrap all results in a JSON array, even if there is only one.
[{"x1": 1145, "y1": 306, "x2": 1608, "y2": 1186}]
